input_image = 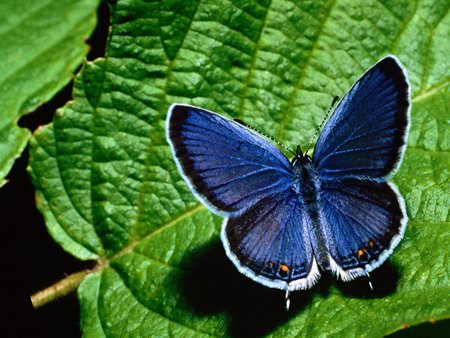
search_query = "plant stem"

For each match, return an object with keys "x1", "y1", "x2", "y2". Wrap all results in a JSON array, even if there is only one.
[{"x1": 31, "y1": 270, "x2": 90, "y2": 309}]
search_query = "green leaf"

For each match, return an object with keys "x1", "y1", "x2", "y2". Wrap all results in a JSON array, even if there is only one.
[
  {"x1": 0, "y1": 0, "x2": 100, "y2": 186},
  {"x1": 29, "y1": 0, "x2": 450, "y2": 336}
]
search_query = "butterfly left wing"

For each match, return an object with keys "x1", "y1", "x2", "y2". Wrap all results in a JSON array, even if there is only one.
[
  {"x1": 223, "y1": 189, "x2": 320, "y2": 290},
  {"x1": 167, "y1": 104, "x2": 293, "y2": 216},
  {"x1": 167, "y1": 105, "x2": 318, "y2": 290}
]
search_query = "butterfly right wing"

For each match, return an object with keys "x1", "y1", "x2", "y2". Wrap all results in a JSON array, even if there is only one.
[
  {"x1": 313, "y1": 56, "x2": 410, "y2": 181},
  {"x1": 312, "y1": 56, "x2": 410, "y2": 280},
  {"x1": 223, "y1": 189, "x2": 320, "y2": 291},
  {"x1": 167, "y1": 104, "x2": 293, "y2": 216}
]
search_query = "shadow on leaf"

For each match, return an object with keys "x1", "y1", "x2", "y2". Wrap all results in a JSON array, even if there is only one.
[
  {"x1": 177, "y1": 239, "x2": 400, "y2": 336},
  {"x1": 177, "y1": 239, "x2": 314, "y2": 337},
  {"x1": 336, "y1": 262, "x2": 400, "y2": 298}
]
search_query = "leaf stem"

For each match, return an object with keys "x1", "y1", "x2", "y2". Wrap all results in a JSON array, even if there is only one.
[{"x1": 31, "y1": 269, "x2": 91, "y2": 309}]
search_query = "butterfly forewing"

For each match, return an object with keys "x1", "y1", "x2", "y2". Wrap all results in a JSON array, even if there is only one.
[
  {"x1": 167, "y1": 105, "x2": 293, "y2": 215},
  {"x1": 313, "y1": 56, "x2": 410, "y2": 180}
]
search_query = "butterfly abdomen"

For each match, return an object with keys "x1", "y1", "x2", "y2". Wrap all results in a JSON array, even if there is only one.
[{"x1": 292, "y1": 157, "x2": 330, "y2": 270}]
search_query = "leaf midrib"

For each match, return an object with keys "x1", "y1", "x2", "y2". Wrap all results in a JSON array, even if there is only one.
[
  {"x1": 413, "y1": 78, "x2": 450, "y2": 102},
  {"x1": 111, "y1": 203, "x2": 204, "y2": 261},
  {"x1": 109, "y1": 267, "x2": 220, "y2": 338}
]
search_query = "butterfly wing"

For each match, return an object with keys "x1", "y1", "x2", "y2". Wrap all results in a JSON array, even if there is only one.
[
  {"x1": 167, "y1": 104, "x2": 293, "y2": 216},
  {"x1": 319, "y1": 179, "x2": 407, "y2": 280},
  {"x1": 222, "y1": 189, "x2": 320, "y2": 290},
  {"x1": 312, "y1": 56, "x2": 410, "y2": 280},
  {"x1": 313, "y1": 55, "x2": 410, "y2": 180}
]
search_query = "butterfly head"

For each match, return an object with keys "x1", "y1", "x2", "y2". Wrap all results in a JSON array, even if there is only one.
[{"x1": 291, "y1": 145, "x2": 312, "y2": 166}]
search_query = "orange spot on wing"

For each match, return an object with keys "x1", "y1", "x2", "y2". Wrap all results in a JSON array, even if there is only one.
[
  {"x1": 279, "y1": 264, "x2": 290, "y2": 273},
  {"x1": 358, "y1": 249, "x2": 364, "y2": 258}
]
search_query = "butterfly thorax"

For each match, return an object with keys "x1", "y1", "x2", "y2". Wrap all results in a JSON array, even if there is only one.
[
  {"x1": 291, "y1": 152, "x2": 331, "y2": 270},
  {"x1": 291, "y1": 153, "x2": 320, "y2": 209},
  {"x1": 291, "y1": 153, "x2": 315, "y2": 199}
]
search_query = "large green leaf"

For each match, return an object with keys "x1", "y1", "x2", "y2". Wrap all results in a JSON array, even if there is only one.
[
  {"x1": 29, "y1": 0, "x2": 449, "y2": 336},
  {"x1": 0, "y1": 0, "x2": 99, "y2": 186}
]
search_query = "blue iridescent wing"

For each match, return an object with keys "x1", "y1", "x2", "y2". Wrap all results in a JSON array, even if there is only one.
[
  {"x1": 166, "y1": 104, "x2": 293, "y2": 215},
  {"x1": 319, "y1": 179, "x2": 407, "y2": 280},
  {"x1": 313, "y1": 56, "x2": 410, "y2": 280},
  {"x1": 313, "y1": 55, "x2": 410, "y2": 180},
  {"x1": 222, "y1": 189, "x2": 320, "y2": 290}
]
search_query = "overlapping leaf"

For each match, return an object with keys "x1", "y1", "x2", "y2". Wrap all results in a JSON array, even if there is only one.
[
  {"x1": 29, "y1": 0, "x2": 449, "y2": 336},
  {"x1": 0, "y1": 0, "x2": 99, "y2": 186}
]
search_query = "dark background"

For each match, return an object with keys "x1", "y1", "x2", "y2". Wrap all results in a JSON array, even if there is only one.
[
  {"x1": 0, "y1": 2, "x2": 109, "y2": 337},
  {"x1": 0, "y1": 1, "x2": 447, "y2": 337}
]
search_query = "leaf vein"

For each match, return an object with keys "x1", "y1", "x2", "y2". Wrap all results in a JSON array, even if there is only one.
[
  {"x1": 237, "y1": 0, "x2": 273, "y2": 114},
  {"x1": 276, "y1": 0, "x2": 338, "y2": 141}
]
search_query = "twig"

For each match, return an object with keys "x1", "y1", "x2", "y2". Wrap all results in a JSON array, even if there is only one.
[{"x1": 31, "y1": 269, "x2": 91, "y2": 309}]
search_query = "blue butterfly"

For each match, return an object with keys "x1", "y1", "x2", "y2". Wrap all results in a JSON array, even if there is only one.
[{"x1": 166, "y1": 55, "x2": 410, "y2": 307}]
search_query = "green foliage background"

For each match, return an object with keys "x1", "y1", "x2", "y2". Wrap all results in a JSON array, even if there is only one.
[
  {"x1": 0, "y1": 0, "x2": 99, "y2": 186},
  {"x1": 2, "y1": 0, "x2": 448, "y2": 336}
]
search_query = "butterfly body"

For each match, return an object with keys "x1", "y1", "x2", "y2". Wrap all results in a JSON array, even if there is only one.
[
  {"x1": 167, "y1": 55, "x2": 410, "y2": 292},
  {"x1": 290, "y1": 152, "x2": 331, "y2": 271}
]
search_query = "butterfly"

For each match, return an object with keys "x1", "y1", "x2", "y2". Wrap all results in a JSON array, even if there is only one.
[{"x1": 166, "y1": 55, "x2": 410, "y2": 308}]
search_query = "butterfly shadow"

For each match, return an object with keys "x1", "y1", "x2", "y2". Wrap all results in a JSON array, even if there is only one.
[
  {"x1": 176, "y1": 240, "x2": 401, "y2": 337},
  {"x1": 176, "y1": 239, "x2": 315, "y2": 337}
]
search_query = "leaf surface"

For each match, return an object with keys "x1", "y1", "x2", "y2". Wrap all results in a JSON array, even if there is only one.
[
  {"x1": 0, "y1": 0, "x2": 99, "y2": 186},
  {"x1": 30, "y1": 0, "x2": 450, "y2": 336}
]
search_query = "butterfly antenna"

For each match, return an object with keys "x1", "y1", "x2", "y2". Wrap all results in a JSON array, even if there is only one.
[
  {"x1": 305, "y1": 95, "x2": 340, "y2": 156},
  {"x1": 234, "y1": 118, "x2": 296, "y2": 156}
]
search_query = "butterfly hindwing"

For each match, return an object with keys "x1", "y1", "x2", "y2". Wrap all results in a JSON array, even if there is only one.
[
  {"x1": 167, "y1": 104, "x2": 293, "y2": 215},
  {"x1": 313, "y1": 56, "x2": 410, "y2": 180},
  {"x1": 319, "y1": 179, "x2": 407, "y2": 280},
  {"x1": 223, "y1": 189, "x2": 320, "y2": 290}
]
